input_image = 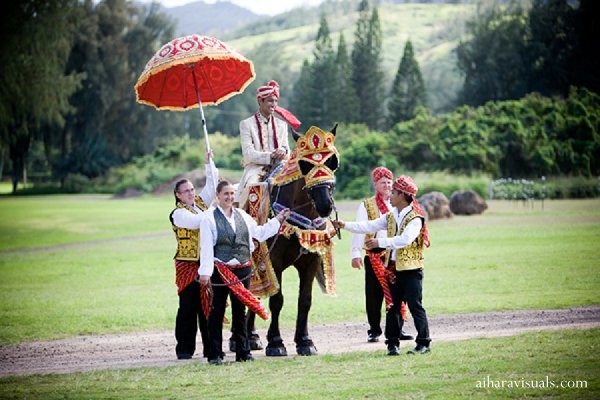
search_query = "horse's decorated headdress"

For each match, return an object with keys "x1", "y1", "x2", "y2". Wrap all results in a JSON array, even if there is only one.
[{"x1": 270, "y1": 125, "x2": 339, "y2": 188}]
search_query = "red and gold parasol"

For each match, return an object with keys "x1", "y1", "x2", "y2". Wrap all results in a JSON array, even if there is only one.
[{"x1": 134, "y1": 34, "x2": 255, "y2": 150}]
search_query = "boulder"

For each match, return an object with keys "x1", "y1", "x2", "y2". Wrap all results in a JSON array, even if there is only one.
[
  {"x1": 449, "y1": 190, "x2": 488, "y2": 215},
  {"x1": 418, "y1": 191, "x2": 452, "y2": 220}
]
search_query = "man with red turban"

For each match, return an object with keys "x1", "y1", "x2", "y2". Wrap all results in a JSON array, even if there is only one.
[
  {"x1": 334, "y1": 175, "x2": 432, "y2": 355},
  {"x1": 236, "y1": 80, "x2": 299, "y2": 209},
  {"x1": 350, "y1": 167, "x2": 413, "y2": 344}
]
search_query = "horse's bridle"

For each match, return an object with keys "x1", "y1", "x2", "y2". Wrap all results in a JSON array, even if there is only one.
[{"x1": 269, "y1": 179, "x2": 337, "y2": 230}]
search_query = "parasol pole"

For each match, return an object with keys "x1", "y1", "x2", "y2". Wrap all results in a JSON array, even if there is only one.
[{"x1": 190, "y1": 66, "x2": 211, "y2": 152}]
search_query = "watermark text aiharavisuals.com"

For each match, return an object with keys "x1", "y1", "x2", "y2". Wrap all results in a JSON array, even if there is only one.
[{"x1": 476, "y1": 375, "x2": 588, "y2": 390}]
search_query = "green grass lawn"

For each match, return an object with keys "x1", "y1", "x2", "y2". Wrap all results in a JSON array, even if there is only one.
[
  {"x1": 0, "y1": 328, "x2": 598, "y2": 399},
  {"x1": 0, "y1": 196, "x2": 599, "y2": 399},
  {"x1": 0, "y1": 197, "x2": 599, "y2": 344}
]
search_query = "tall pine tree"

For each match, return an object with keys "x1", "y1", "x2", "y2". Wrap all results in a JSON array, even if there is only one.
[
  {"x1": 311, "y1": 15, "x2": 337, "y2": 128},
  {"x1": 351, "y1": 0, "x2": 385, "y2": 130},
  {"x1": 332, "y1": 33, "x2": 359, "y2": 124},
  {"x1": 388, "y1": 40, "x2": 427, "y2": 128},
  {"x1": 292, "y1": 60, "x2": 316, "y2": 128},
  {"x1": 293, "y1": 15, "x2": 337, "y2": 128}
]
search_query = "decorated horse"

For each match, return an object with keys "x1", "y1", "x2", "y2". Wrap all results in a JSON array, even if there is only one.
[{"x1": 244, "y1": 124, "x2": 340, "y2": 356}]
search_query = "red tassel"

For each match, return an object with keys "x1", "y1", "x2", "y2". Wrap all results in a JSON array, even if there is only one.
[{"x1": 200, "y1": 282, "x2": 212, "y2": 321}]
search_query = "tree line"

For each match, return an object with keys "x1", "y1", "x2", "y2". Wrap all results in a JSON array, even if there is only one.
[
  {"x1": 1, "y1": 0, "x2": 184, "y2": 192},
  {"x1": 291, "y1": 0, "x2": 426, "y2": 131},
  {"x1": 0, "y1": 0, "x2": 598, "y2": 195},
  {"x1": 335, "y1": 87, "x2": 599, "y2": 198}
]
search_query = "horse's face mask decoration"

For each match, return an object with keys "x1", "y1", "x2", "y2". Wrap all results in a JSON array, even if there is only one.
[{"x1": 294, "y1": 125, "x2": 339, "y2": 217}]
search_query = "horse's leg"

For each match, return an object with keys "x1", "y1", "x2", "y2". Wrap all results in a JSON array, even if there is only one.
[
  {"x1": 295, "y1": 253, "x2": 320, "y2": 356},
  {"x1": 230, "y1": 310, "x2": 262, "y2": 352},
  {"x1": 265, "y1": 266, "x2": 287, "y2": 357},
  {"x1": 246, "y1": 310, "x2": 263, "y2": 350}
]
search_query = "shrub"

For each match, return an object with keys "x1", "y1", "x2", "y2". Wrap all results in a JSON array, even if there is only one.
[
  {"x1": 490, "y1": 176, "x2": 600, "y2": 200},
  {"x1": 62, "y1": 174, "x2": 92, "y2": 194}
]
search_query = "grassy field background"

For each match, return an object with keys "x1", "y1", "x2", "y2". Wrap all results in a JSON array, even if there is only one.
[
  {"x1": 0, "y1": 195, "x2": 598, "y2": 398},
  {"x1": 0, "y1": 196, "x2": 598, "y2": 344}
]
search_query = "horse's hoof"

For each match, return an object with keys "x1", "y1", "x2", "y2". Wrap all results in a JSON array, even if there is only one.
[
  {"x1": 265, "y1": 345, "x2": 288, "y2": 357},
  {"x1": 265, "y1": 337, "x2": 287, "y2": 357},
  {"x1": 249, "y1": 334, "x2": 263, "y2": 351},
  {"x1": 296, "y1": 335, "x2": 318, "y2": 356},
  {"x1": 296, "y1": 345, "x2": 318, "y2": 356}
]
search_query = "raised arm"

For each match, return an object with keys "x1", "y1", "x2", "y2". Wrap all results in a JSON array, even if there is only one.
[{"x1": 199, "y1": 151, "x2": 219, "y2": 207}]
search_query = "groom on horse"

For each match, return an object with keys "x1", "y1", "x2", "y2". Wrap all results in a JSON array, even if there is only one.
[{"x1": 236, "y1": 80, "x2": 301, "y2": 210}]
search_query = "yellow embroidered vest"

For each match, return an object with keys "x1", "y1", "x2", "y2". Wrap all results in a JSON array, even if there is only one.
[
  {"x1": 382, "y1": 209, "x2": 424, "y2": 271},
  {"x1": 392, "y1": 209, "x2": 425, "y2": 271},
  {"x1": 171, "y1": 196, "x2": 208, "y2": 261},
  {"x1": 363, "y1": 196, "x2": 381, "y2": 244}
]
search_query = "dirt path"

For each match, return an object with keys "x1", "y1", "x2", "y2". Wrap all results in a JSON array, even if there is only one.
[{"x1": 1, "y1": 305, "x2": 598, "y2": 377}]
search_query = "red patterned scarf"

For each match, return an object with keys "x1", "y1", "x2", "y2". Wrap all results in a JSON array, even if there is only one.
[
  {"x1": 175, "y1": 260, "x2": 197, "y2": 295},
  {"x1": 374, "y1": 192, "x2": 390, "y2": 214},
  {"x1": 367, "y1": 252, "x2": 394, "y2": 311},
  {"x1": 215, "y1": 261, "x2": 270, "y2": 320}
]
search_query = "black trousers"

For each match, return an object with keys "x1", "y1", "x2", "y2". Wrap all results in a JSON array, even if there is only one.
[
  {"x1": 364, "y1": 255, "x2": 384, "y2": 336},
  {"x1": 207, "y1": 265, "x2": 252, "y2": 360},
  {"x1": 175, "y1": 280, "x2": 209, "y2": 357},
  {"x1": 385, "y1": 268, "x2": 431, "y2": 347}
]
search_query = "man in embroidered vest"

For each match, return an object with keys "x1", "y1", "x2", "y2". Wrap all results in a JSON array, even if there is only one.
[
  {"x1": 334, "y1": 175, "x2": 432, "y2": 355},
  {"x1": 351, "y1": 166, "x2": 413, "y2": 344},
  {"x1": 198, "y1": 180, "x2": 290, "y2": 365},
  {"x1": 236, "y1": 80, "x2": 291, "y2": 209},
  {"x1": 168, "y1": 152, "x2": 219, "y2": 360}
]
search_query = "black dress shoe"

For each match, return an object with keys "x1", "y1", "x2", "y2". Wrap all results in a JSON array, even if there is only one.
[
  {"x1": 407, "y1": 344, "x2": 430, "y2": 354},
  {"x1": 176, "y1": 353, "x2": 192, "y2": 360},
  {"x1": 208, "y1": 357, "x2": 223, "y2": 365},
  {"x1": 235, "y1": 353, "x2": 254, "y2": 362},
  {"x1": 387, "y1": 344, "x2": 400, "y2": 356},
  {"x1": 367, "y1": 333, "x2": 380, "y2": 343},
  {"x1": 399, "y1": 331, "x2": 414, "y2": 341}
]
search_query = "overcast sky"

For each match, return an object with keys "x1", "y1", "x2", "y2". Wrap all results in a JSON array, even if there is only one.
[{"x1": 140, "y1": 0, "x2": 325, "y2": 16}]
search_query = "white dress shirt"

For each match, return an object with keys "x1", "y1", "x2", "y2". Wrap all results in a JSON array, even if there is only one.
[
  {"x1": 198, "y1": 206, "x2": 282, "y2": 277},
  {"x1": 344, "y1": 205, "x2": 423, "y2": 261},
  {"x1": 171, "y1": 160, "x2": 219, "y2": 229},
  {"x1": 350, "y1": 198, "x2": 392, "y2": 259}
]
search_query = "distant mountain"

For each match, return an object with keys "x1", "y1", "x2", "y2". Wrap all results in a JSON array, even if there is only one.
[{"x1": 162, "y1": 1, "x2": 266, "y2": 36}]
